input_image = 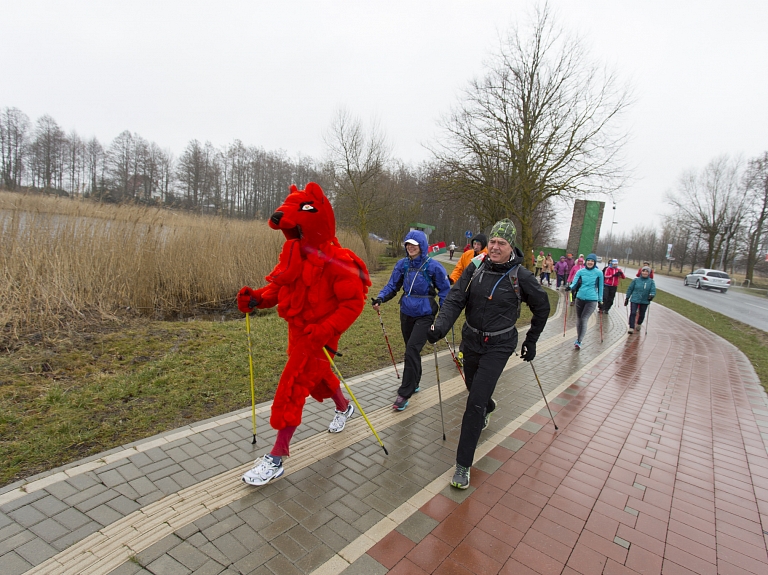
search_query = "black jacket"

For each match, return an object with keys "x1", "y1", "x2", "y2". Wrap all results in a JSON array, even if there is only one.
[{"x1": 434, "y1": 247, "x2": 550, "y2": 354}]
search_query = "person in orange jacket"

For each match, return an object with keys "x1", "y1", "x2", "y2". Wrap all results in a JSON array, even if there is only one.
[{"x1": 449, "y1": 234, "x2": 488, "y2": 284}]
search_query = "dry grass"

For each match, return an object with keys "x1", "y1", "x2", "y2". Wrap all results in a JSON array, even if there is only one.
[{"x1": 0, "y1": 192, "x2": 379, "y2": 344}]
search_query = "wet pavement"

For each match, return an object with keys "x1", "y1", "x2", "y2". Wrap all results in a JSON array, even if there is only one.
[{"x1": 1, "y1": 290, "x2": 767, "y2": 575}]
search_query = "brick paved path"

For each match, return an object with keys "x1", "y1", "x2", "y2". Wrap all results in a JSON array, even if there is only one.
[{"x1": 1, "y1": 295, "x2": 767, "y2": 575}]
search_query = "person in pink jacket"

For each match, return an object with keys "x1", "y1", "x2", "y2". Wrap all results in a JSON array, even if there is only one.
[
  {"x1": 554, "y1": 256, "x2": 569, "y2": 289},
  {"x1": 599, "y1": 259, "x2": 625, "y2": 313},
  {"x1": 566, "y1": 256, "x2": 585, "y2": 305}
]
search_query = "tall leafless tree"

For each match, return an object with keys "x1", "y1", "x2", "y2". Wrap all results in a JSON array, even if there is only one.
[
  {"x1": 0, "y1": 107, "x2": 30, "y2": 190},
  {"x1": 324, "y1": 108, "x2": 390, "y2": 262},
  {"x1": 742, "y1": 153, "x2": 768, "y2": 282},
  {"x1": 431, "y1": 3, "x2": 631, "y2": 263}
]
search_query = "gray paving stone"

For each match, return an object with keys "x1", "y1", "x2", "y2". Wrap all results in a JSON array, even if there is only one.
[
  {"x1": 97, "y1": 468, "x2": 127, "y2": 489},
  {"x1": 146, "y1": 554, "x2": 192, "y2": 575},
  {"x1": 87, "y1": 503, "x2": 124, "y2": 526},
  {"x1": 128, "y1": 451, "x2": 153, "y2": 468},
  {"x1": 51, "y1": 520, "x2": 101, "y2": 550},
  {"x1": 30, "y1": 494, "x2": 69, "y2": 517},
  {"x1": 147, "y1": 463, "x2": 184, "y2": 483},
  {"x1": 107, "y1": 560, "x2": 144, "y2": 575},
  {"x1": 230, "y1": 523, "x2": 264, "y2": 551},
  {"x1": 341, "y1": 553, "x2": 387, "y2": 575},
  {"x1": 285, "y1": 524, "x2": 322, "y2": 553},
  {"x1": 28, "y1": 517, "x2": 70, "y2": 542},
  {"x1": 396, "y1": 510, "x2": 439, "y2": 543},
  {"x1": 180, "y1": 459, "x2": 207, "y2": 476},
  {"x1": 326, "y1": 516, "x2": 361, "y2": 543},
  {"x1": 271, "y1": 532, "x2": 308, "y2": 562},
  {"x1": 300, "y1": 508, "x2": 335, "y2": 533},
  {"x1": 0, "y1": 551, "x2": 33, "y2": 575},
  {"x1": 0, "y1": 521, "x2": 24, "y2": 542},
  {"x1": 439, "y1": 482, "x2": 476, "y2": 503},
  {"x1": 74, "y1": 487, "x2": 120, "y2": 512},
  {"x1": 475, "y1": 454, "x2": 503, "y2": 474},
  {"x1": 201, "y1": 515, "x2": 244, "y2": 542},
  {"x1": 129, "y1": 476, "x2": 157, "y2": 497},
  {"x1": 0, "y1": 490, "x2": 47, "y2": 514},
  {"x1": 499, "y1": 436, "x2": 526, "y2": 452},
  {"x1": 136, "y1": 534, "x2": 183, "y2": 565},
  {"x1": 168, "y1": 541, "x2": 209, "y2": 571},
  {"x1": 180, "y1": 443, "x2": 206, "y2": 459},
  {"x1": 188, "y1": 559, "x2": 225, "y2": 575},
  {"x1": 294, "y1": 544, "x2": 335, "y2": 574},
  {"x1": 155, "y1": 476, "x2": 182, "y2": 496},
  {"x1": 137, "y1": 490, "x2": 165, "y2": 506},
  {"x1": 15, "y1": 536, "x2": 58, "y2": 565},
  {"x1": 8, "y1": 505, "x2": 47, "y2": 528},
  {"x1": 64, "y1": 472, "x2": 100, "y2": 491},
  {"x1": 197, "y1": 542, "x2": 230, "y2": 566},
  {"x1": 0, "y1": 530, "x2": 35, "y2": 555},
  {"x1": 113, "y1": 482, "x2": 141, "y2": 501},
  {"x1": 143, "y1": 447, "x2": 168, "y2": 463},
  {"x1": 63, "y1": 483, "x2": 108, "y2": 507},
  {"x1": 265, "y1": 553, "x2": 303, "y2": 575},
  {"x1": 210, "y1": 533, "x2": 249, "y2": 562}
]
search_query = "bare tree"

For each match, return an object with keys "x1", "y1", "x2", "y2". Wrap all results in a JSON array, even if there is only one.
[
  {"x1": 30, "y1": 115, "x2": 66, "y2": 192},
  {"x1": 431, "y1": 3, "x2": 630, "y2": 263},
  {"x1": 742, "y1": 152, "x2": 768, "y2": 282},
  {"x1": 0, "y1": 107, "x2": 30, "y2": 190},
  {"x1": 324, "y1": 108, "x2": 390, "y2": 261},
  {"x1": 667, "y1": 156, "x2": 747, "y2": 270}
]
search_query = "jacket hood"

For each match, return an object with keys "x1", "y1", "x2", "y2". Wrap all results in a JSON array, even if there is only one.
[
  {"x1": 403, "y1": 229, "x2": 430, "y2": 264},
  {"x1": 471, "y1": 233, "x2": 488, "y2": 249}
]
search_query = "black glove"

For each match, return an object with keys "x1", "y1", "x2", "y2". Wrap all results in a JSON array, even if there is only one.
[
  {"x1": 624, "y1": 299, "x2": 629, "y2": 306},
  {"x1": 564, "y1": 285, "x2": 571, "y2": 292},
  {"x1": 427, "y1": 325, "x2": 441, "y2": 344},
  {"x1": 648, "y1": 295, "x2": 654, "y2": 302},
  {"x1": 520, "y1": 338, "x2": 536, "y2": 362},
  {"x1": 371, "y1": 297, "x2": 382, "y2": 307},
  {"x1": 448, "y1": 277, "x2": 455, "y2": 285}
]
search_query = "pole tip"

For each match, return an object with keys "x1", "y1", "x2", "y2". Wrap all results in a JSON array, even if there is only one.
[
  {"x1": 382, "y1": 446, "x2": 389, "y2": 456},
  {"x1": 251, "y1": 436, "x2": 256, "y2": 445},
  {"x1": 442, "y1": 434, "x2": 446, "y2": 441}
]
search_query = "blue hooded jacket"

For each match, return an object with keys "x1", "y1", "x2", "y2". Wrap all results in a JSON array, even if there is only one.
[{"x1": 378, "y1": 230, "x2": 451, "y2": 317}]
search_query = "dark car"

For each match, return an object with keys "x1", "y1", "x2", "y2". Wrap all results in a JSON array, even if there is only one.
[{"x1": 683, "y1": 268, "x2": 731, "y2": 293}]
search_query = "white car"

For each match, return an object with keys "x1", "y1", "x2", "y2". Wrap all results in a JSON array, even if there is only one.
[{"x1": 683, "y1": 268, "x2": 731, "y2": 293}]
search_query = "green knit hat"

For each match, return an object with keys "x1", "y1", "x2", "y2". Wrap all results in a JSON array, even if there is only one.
[{"x1": 490, "y1": 219, "x2": 517, "y2": 246}]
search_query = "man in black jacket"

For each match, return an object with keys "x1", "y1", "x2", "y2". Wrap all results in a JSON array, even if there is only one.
[{"x1": 428, "y1": 219, "x2": 550, "y2": 489}]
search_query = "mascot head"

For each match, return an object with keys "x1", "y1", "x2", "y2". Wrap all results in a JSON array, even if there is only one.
[{"x1": 269, "y1": 182, "x2": 336, "y2": 248}]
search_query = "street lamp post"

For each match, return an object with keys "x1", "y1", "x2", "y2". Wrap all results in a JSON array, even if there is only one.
[{"x1": 608, "y1": 203, "x2": 617, "y2": 262}]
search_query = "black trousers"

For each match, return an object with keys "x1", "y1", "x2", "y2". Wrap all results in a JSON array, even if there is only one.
[
  {"x1": 601, "y1": 285, "x2": 618, "y2": 312},
  {"x1": 398, "y1": 313, "x2": 433, "y2": 399},
  {"x1": 456, "y1": 346, "x2": 512, "y2": 468}
]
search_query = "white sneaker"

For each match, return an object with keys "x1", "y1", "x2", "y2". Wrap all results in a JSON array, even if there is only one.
[
  {"x1": 328, "y1": 403, "x2": 355, "y2": 433},
  {"x1": 242, "y1": 455, "x2": 284, "y2": 486},
  {"x1": 483, "y1": 398, "x2": 497, "y2": 431}
]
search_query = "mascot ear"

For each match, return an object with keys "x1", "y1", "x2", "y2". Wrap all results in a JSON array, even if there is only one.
[
  {"x1": 304, "y1": 182, "x2": 326, "y2": 204},
  {"x1": 289, "y1": 184, "x2": 299, "y2": 195}
]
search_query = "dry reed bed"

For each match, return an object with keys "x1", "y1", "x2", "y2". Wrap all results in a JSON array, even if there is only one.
[{"x1": 0, "y1": 192, "x2": 375, "y2": 341}]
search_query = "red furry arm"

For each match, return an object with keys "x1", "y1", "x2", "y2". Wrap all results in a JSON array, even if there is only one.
[{"x1": 324, "y1": 254, "x2": 370, "y2": 335}]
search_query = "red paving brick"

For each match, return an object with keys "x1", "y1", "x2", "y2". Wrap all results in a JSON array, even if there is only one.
[{"x1": 379, "y1": 305, "x2": 768, "y2": 574}]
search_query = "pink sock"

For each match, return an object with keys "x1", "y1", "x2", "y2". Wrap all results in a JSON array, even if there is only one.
[{"x1": 331, "y1": 387, "x2": 349, "y2": 412}]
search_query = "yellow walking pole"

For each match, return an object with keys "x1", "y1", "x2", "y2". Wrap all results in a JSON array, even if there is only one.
[
  {"x1": 245, "y1": 313, "x2": 257, "y2": 444},
  {"x1": 323, "y1": 347, "x2": 389, "y2": 455}
]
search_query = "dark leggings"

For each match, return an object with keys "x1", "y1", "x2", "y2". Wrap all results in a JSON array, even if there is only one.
[
  {"x1": 398, "y1": 313, "x2": 433, "y2": 398},
  {"x1": 629, "y1": 303, "x2": 648, "y2": 329}
]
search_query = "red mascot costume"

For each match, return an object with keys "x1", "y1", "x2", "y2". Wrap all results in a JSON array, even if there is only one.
[{"x1": 237, "y1": 182, "x2": 370, "y2": 486}]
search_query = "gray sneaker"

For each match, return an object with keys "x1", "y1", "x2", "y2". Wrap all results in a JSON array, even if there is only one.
[
  {"x1": 482, "y1": 399, "x2": 497, "y2": 431},
  {"x1": 328, "y1": 403, "x2": 354, "y2": 433},
  {"x1": 451, "y1": 465, "x2": 471, "y2": 489},
  {"x1": 242, "y1": 455, "x2": 284, "y2": 486}
]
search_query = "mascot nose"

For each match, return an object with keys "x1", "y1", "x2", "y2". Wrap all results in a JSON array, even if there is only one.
[{"x1": 270, "y1": 211, "x2": 284, "y2": 226}]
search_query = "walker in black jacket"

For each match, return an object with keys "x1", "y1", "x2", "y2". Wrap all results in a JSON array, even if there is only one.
[{"x1": 429, "y1": 221, "x2": 549, "y2": 489}]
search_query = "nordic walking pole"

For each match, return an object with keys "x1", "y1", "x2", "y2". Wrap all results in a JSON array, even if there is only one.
[
  {"x1": 451, "y1": 325, "x2": 456, "y2": 352},
  {"x1": 323, "y1": 347, "x2": 389, "y2": 455},
  {"x1": 645, "y1": 305, "x2": 650, "y2": 334},
  {"x1": 433, "y1": 344, "x2": 446, "y2": 440},
  {"x1": 373, "y1": 302, "x2": 400, "y2": 379},
  {"x1": 245, "y1": 313, "x2": 257, "y2": 444},
  {"x1": 562, "y1": 291, "x2": 568, "y2": 337},
  {"x1": 530, "y1": 362, "x2": 558, "y2": 430},
  {"x1": 443, "y1": 337, "x2": 465, "y2": 383},
  {"x1": 599, "y1": 306, "x2": 603, "y2": 343}
]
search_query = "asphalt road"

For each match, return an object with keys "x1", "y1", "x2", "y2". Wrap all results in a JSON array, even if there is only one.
[{"x1": 623, "y1": 267, "x2": 768, "y2": 332}]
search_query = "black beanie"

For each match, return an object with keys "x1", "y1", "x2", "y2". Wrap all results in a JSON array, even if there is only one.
[{"x1": 472, "y1": 233, "x2": 488, "y2": 249}]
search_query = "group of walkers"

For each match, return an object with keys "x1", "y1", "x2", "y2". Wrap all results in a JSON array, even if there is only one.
[{"x1": 238, "y1": 188, "x2": 657, "y2": 491}]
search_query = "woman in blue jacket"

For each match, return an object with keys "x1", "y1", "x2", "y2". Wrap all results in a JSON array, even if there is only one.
[
  {"x1": 566, "y1": 253, "x2": 603, "y2": 349},
  {"x1": 625, "y1": 266, "x2": 656, "y2": 334},
  {"x1": 372, "y1": 230, "x2": 451, "y2": 410}
]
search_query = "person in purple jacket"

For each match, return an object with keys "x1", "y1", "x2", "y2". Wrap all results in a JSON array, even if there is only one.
[{"x1": 554, "y1": 256, "x2": 569, "y2": 289}]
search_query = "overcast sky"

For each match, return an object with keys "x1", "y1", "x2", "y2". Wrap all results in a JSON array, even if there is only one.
[{"x1": 3, "y1": 1, "x2": 767, "y2": 243}]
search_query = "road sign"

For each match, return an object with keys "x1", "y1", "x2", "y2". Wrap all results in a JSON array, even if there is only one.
[
  {"x1": 465, "y1": 230, "x2": 472, "y2": 238},
  {"x1": 625, "y1": 247, "x2": 633, "y2": 255}
]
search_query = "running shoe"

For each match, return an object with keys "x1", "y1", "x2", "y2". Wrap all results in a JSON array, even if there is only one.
[
  {"x1": 242, "y1": 455, "x2": 284, "y2": 486},
  {"x1": 392, "y1": 395, "x2": 409, "y2": 411},
  {"x1": 413, "y1": 386, "x2": 420, "y2": 393},
  {"x1": 451, "y1": 464, "x2": 471, "y2": 489},
  {"x1": 627, "y1": 328, "x2": 634, "y2": 334},
  {"x1": 328, "y1": 403, "x2": 354, "y2": 433},
  {"x1": 574, "y1": 340, "x2": 582, "y2": 349}
]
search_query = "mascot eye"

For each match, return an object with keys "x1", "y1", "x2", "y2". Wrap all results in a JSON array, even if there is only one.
[{"x1": 300, "y1": 203, "x2": 318, "y2": 212}]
